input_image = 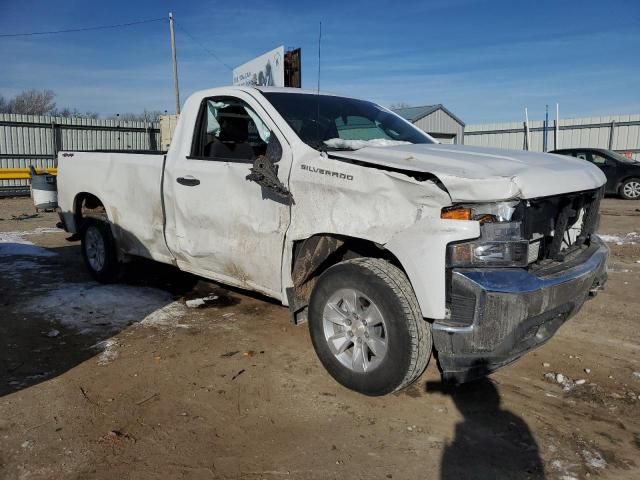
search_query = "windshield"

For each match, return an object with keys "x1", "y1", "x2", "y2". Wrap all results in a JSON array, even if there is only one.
[{"x1": 261, "y1": 92, "x2": 435, "y2": 151}]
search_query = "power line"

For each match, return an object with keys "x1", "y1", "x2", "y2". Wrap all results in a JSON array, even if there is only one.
[
  {"x1": 173, "y1": 20, "x2": 233, "y2": 71},
  {"x1": 0, "y1": 17, "x2": 166, "y2": 38}
]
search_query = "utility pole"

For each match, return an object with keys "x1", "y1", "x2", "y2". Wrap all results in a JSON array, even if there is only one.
[
  {"x1": 524, "y1": 107, "x2": 531, "y2": 151},
  {"x1": 543, "y1": 104, "x2": 549, "y2": 152},
  {"x1": 169, "y1": 12, "x2": 181, "y2": 114},
  {"x1": 554, "y1": 103, "x2": 559, "y2": 150}
]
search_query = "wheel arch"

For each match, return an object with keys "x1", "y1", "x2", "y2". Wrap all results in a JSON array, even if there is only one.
[
  {"x1": 285, "y1": 233, "x2": 409, "y2": 324},
  {"x1": 73, "y1": 192, "x2": 111, "y2": 229}
]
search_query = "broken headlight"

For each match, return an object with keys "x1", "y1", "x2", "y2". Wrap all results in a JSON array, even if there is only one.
[
  {"x1": 441, "y1": 201, "x2": 519, "y2": 224},
  {"x1": 444, "y1": 201, "x2": 533, "y2": 267}
]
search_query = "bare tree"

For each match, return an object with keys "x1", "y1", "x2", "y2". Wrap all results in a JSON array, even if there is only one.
[
  {"x1": 52, "y1": 107, "x2": 99, "y2": 119},
  {"x1": 0, "y1": 90, "x2": 161, "y2": 121},
  {"x1": 8, "y1": 89, "x2": 57, "y2": 115},
  {"x1": 109, "y1": 110, "x2": 163, "y2": 123}
]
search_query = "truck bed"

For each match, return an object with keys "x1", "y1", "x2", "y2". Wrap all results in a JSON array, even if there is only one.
[{"x1": 57, "y1": 151, "x2": 174, "y2": 264}]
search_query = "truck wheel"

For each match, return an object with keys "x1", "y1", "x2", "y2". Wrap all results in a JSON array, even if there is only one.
[
  {"x1": 81, "y1": 219, "x2": 121, "y2": 283},
  {"x1": 620, "y1": 178, "x2": 640, "y2": 200},
  {"x1": 308, "y1": 257, "x2": 432, "y2": 396}
]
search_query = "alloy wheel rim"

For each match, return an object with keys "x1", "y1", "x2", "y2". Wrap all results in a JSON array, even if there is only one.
[
  {"x1": 322, "y1": 288, "x2": 388, "y2": 373},
  {"x1": 85, "y1": 226, "x2": 106, "y2": 272},
  {"x1": 623, "y1": 181, "x2": 640, "y2": 198}
]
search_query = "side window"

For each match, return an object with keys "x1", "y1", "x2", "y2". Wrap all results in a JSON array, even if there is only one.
[
  {"x1": 590, "y1": 153, "x2": 607, "y2": 165},
  {"x1": 191, "y1": 97, "x2": 272, "y2": 161}
]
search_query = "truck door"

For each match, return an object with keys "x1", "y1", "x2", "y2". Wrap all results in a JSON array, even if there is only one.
[{"x1": 163, "y1": 92, "x2": 292, "y2": 299}]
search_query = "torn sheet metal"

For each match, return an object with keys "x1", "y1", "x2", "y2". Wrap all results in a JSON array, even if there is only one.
[
  {"x1": 330, "y1": 143, "x2": 606, "y2": 202},
  {"x1": 281, "y1": 146, "x2": 471, "y2": 318},
  {"x1": 286, "y1": 147, "x2": 452, "y2": 245}
]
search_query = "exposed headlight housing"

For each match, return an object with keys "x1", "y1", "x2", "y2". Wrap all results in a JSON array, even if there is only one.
[
  {"x1": 444, "y1": 201, "x2": 537, "y2": 267},
  {"x1": 441, "y1": 201, "x2": 519, "y2": 224}
]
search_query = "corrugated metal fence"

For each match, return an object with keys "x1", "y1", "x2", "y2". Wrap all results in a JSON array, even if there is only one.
[
  {"x1": 0, "y1": 113, "x2": 160, "y2": 196},
  {"x1": 464, "y1": 114, "x2": 640, "y2": 160}
]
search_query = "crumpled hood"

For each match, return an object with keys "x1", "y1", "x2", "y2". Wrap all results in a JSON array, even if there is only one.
[{"x1": 333, "y1": 144, "x2": 606, "y2": 202}]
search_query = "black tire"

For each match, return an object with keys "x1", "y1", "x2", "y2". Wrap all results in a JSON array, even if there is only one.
[
  {"x1": 308, "y1": 257, "x2": 432, "y2": 396},
  {"x1": 619, "y1": 178, "x2": 640, "y2": 200},
  {"x1": 80, "y1": 219, "x2": 121, "y2": 283}
]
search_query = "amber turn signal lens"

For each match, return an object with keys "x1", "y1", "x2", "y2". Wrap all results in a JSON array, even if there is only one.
[{"x1": 441, "y1": 207, "x2": 472, "y2": 220}]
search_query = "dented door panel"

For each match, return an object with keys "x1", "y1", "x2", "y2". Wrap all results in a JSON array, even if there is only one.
[{"x1": 163, "y1": 89, "x2": 293, "y2": 299}]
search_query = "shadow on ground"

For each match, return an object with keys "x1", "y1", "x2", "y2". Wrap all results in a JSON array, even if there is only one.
[
  {"x1": 426, "y1": 376, "x2": 545, "y2": 480},
  {"x1": 0, "y1": 243, "x2": 206, "y2": 398}
]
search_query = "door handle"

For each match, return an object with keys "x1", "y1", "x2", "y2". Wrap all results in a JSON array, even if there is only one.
[{"x1": 176, "y1": 175, "x2": 200, "y2": 186}]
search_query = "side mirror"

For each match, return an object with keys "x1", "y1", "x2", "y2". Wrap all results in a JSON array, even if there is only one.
[
  {"x1": 246, "y1": 154, "x2": 292, "y2": 201},
  {"x1": 245, "y1": 136, "x2": 293, "y2": 202}
]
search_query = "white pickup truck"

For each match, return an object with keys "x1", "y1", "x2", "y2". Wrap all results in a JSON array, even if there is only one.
[{"x1": 57, "y1": 86, "x2": 608, "y2": 396}]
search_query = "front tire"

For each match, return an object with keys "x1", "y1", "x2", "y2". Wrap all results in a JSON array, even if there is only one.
[
  {"x1": 308, "y1": 258, "x2": 432, "y2": 396},
  {"x1": 620, "y1": 178, "x2": 640, "y2": 200},
  {"x1": 81, "y1": 219, "x2": 121, "y2": 283}
]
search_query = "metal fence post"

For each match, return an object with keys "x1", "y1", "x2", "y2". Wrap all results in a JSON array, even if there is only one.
[
  {"x1": 148, "y1": 124, "x2": 158, "y2": 151},
  {"x1": 609, "y1": 120, "x2": 616, "y2": 150},
  {"x1": 51, "y1": 121, "x2": 61, "y2": 164}
]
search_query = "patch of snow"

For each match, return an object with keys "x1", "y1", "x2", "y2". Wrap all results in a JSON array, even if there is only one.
[
  {"x1": 598, "y1": 232, "x2": 640, "y2": 245},
  {"x1": 544, "y1": 372, "x2": 577, "y2": 391},
  {"x1": 324, "y1": 138, "x2": 411, "y2": 150},
  {"x1": 2, "y1": 227, "x2": 60, "y2": 237},
  {"x1": 0, "y1": 228, "x2": 59, "y2": 257},
  {"x1": 581, "y1": 448, "x2": 607, "y2": 469},
  {"x1": 633, "y1": 371, "x2": 640, "y2": 379},
  {"x1": 22, "y1": 283, "x2": 185, "y2": 334},
  {"x1": 94, "y1": 339, "x2": 119, "y2": 365},
  {"x1": 140, "y1": 302, "x2": 190, "y2": 328},
  {"x1": 0, "y1": 259, "x2": 52, "y2": 281},
  {"x1": 550, "y1": 460, "x2": 579, "y2": 480},
  {"x1": 185, "y1": 295, "x2": 218, "y2": 308},
  {"x1": 0, "y1": 240, "x2": 56, "y2": 257}
]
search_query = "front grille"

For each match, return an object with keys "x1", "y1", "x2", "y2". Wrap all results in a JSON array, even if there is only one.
[{"x1": 520, "y1": 187, "x2": 603, "y2": 262}]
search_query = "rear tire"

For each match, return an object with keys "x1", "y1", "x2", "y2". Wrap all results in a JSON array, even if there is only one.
[
  {"x1": 81, "y1": 219, "x2": 121, "y2": 283},
  {"x1": 620, "y1": 178, "x2": 640, "y2": 200},
  {"x1": 308, "y1": 257, "x2": 432, "y2": 396}
]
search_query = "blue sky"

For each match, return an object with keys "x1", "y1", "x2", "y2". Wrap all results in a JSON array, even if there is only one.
[{"x1": 0, "y1": 0, "x2": 638, "y2": 124}]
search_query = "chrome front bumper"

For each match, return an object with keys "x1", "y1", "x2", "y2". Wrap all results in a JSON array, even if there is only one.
[{"x1": 433, "y1": 237, "x2": 609, "y2": 383}]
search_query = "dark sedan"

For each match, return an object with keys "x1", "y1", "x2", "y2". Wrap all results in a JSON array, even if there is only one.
[{"x1": 551, "y1": 148, "x2": 640, "y2": 199}]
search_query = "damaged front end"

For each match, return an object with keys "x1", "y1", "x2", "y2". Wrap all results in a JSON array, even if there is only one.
[{"x1": 433, "y1": 187, "x2": 608, "y2": 383}]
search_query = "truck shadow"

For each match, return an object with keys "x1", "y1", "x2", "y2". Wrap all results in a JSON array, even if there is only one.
[
  {"x1": 0, "y1": 243, "x2": 202, "y2": 398},
  {"x1": 426, "y1": 372, "x2": 545, "y2": 480}
]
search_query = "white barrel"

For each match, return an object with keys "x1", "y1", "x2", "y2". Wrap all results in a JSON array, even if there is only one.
[{"x1": 32, "y1": 187, "x2": 58, "y2": 209}]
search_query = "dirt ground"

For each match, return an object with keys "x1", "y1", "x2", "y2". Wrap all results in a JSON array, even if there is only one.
[{"x1": 0, "y1": 196, "x2": 639, "y2": 480}]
